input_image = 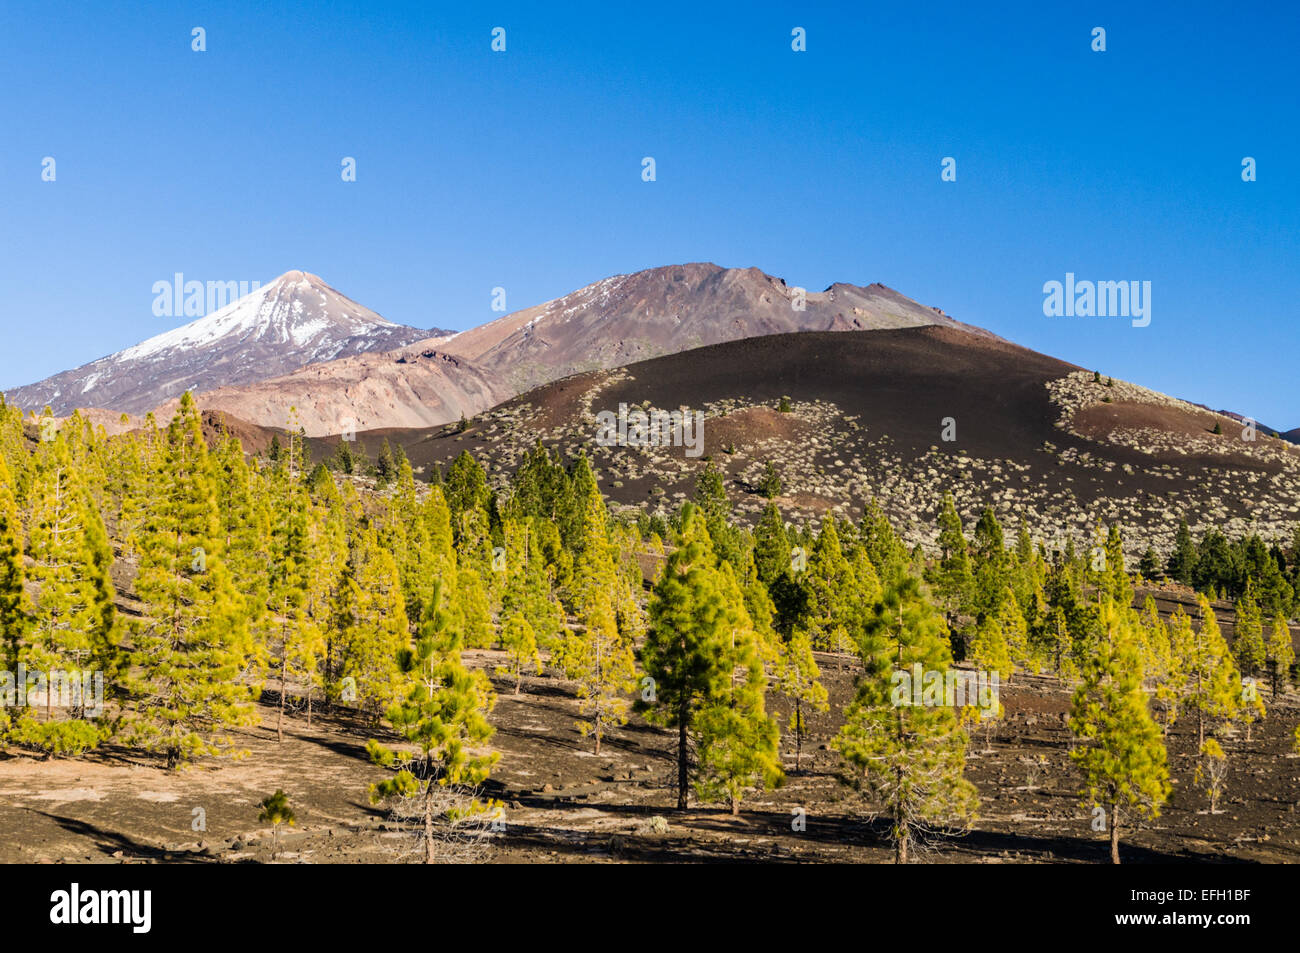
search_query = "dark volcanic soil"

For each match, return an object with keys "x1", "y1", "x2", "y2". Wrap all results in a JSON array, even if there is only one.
[
  {"x1": 3, "y1": 647, "x2": 1297, "y2": 865},
  {"x1": 324, "y1": 328, "x2": 1300, "y2": 563}
]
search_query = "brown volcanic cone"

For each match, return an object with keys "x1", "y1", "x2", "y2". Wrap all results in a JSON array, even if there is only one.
[
  {"x1": 435, "y1": 262, "x2": 991, "y2": 397},
  {"x1": 381, "y1": 327, "x2": 1300, "y2": 561}
]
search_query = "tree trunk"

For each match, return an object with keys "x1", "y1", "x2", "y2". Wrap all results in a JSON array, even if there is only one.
[
  {"x1": 424, "y1": 769, "x2": 436, "y2": 865},
  {"x1": 277, "y1": 653, "x2": 287, "y2": 743},
  {"x1": 677, "y1": 709, "x2": 689, "y2": 811},
  {"x1": 323, "y1": 635, "x2": 334, "y2": 714},
  {"x1": 1109, "y1": 803, "x2": 1121, "y2": 864},
  {"x1": 896, "y1": 818, "x2": 909, "y2": 864},
  {"x1": 795, "y1": 699, "x2": 803, "y2": 773}
]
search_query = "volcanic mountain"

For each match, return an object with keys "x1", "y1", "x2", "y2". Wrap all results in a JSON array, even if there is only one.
[
  {"x1": 3, "y1": 271, "x2": 442, "y2": 416},
  {"x1": 433, "y1": 262, "x2": 993, "y2": 396},
  {"x1": 176, "y1": 262, "x2": 984, "y2": 435},
  {"x1": 358, "y1": 327, "x2": 1300, "y2": 561}
]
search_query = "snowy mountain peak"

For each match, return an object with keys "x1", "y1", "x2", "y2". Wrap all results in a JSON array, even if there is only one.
[
  {"x1": 5, "y1": 272, "x2": 441, "y2": 416},
  {"x1": 118, "y1": 271, "x2": 399, "y2": 363}
]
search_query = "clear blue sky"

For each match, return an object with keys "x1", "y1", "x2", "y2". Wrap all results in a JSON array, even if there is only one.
[{"x1": 2, "y1": 1, "x2": 1296, "y2": 425}]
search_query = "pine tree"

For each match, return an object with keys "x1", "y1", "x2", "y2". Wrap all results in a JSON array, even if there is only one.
[
  {"x1": 775, "y1": 629, "x2": 828, "y2": 773},
  {"x1": 1232, "y1": 578, "x2": 1266, "y2": 678},
  {"x1": 1158, "y1": 606, "x2": 1195, "y2": 735},
  {"x1": 420, "y1": 485, "x2": 460, "y2": 613},
  {"x1": 497, "y1": 614, "x2": 542, "y2": 694},
  {"x1": 1138, "y1": 546, "x2": 1161, "y2": 580},
  {"x1": 1235, "y1": 677, "x2": 1266, "y2": 742},
  {"x1": 639, "y1": 508, "x2": 740, "y2": 809},
  {"x1": 212, "y1": 430, "x2": 270, "y2": 626},
  {"x1": 456, "y1": 568, "x2": 493, "y2": 649},
  {"x1": 1193, "y1": 739, "x2": 1228, "y2": 814},
  {"x1": 1067, "y1": 599, "x2": 1171, "y2": 864},
  {"x1": 693, "y1": 560, "x2": 783, "y2": 814},
  {"x1": 1185, "y1": 595, "x2": 1241, "y2": 748},
  {"x1": 1266, "y1": 615, "x2": 1294, "y2": 695},
  {"x1": 1135, "y1": 596, "x2": 1172, "y2": 697},
  {"x1": 833, "y1": 574, "x2": 979, "y2": 864},
  {"x1": 374, "y1": 437, "x2": 396, "y2": 487},
  {"x1": 337, "y1": 530, "x2": 408, "y2": 718},
  {"x1": 930, "y1": 492, "x2": 975, "y2": 649},
  {"x1": 694, "y1": 462, "x2": 739, "y2": 566},
  {"x1": 555, "y1": 486, "x2": 637, "y2": 752},
  {"x1": 13, "y1": 432, "x2": 118, "y2": 756},
  {"x1": 968, "y1": 588, "x2": 1021, "y2": 680},
  {"x1": 754, "y1": 501, "x2": 804, "y2": 634},
  {"x1": 258, "y1": 789, "x2": 296, "y2": 861},
  {"x1": 558, "y1": 597, "x2": 636, "y2": 753},
  {"x1": 367, "y1": 579, "x2": 498, "y2": 864},
  {"x1": 124, "y1": 393, "x2": 257, "y2": 767},
  {"x1": 970, "y1": 506, "x2": 1010, "y2": 616},
  {"x1": 1167, "y1": 518, "x2": 1198, "y2": 585},
  {"x1": 264, "y1": 476, "x2": 323, "y2": 741},
  {"x1": 860, "y1": 498, "x2": 910, "y2": 588},
  {"x1": 1240, "y1": 535, "x2": 1293, "y2": 619},
  {"x1": 443, "y1": 450, "x2": 489, "y2": 527},
  {"x1": 0, "y1": 454, "x2": 26, "y2": 673},
  {"x1": 1101, "y1": 524, "x2": 1133, "y2": 608},
  {"x1": 752, "y1": 502, "x2": 791, "y2": 586},
  {"x1": 499, "y1": 518, "x2": 565, "y2": 650},
  {"x1": 800, "y1": 517, "x2": 857, "y2": 652}
]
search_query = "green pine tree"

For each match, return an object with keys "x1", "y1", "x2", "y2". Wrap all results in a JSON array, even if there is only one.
[
  {"x1": 1232, "y1": 578, "x2": 1266, "y2": 678},
  {"x1": 800, "y1": 517, "x2": 857, "y2": 652},
  {"x1": 775, "y1": 629, "x2": 828, "y2": 773},
  {"x1": 337, "y1": 529, "x2": 408, "y2": 718},
  {"x1": 833, "y1": 574, "x2": 979, "y2": 864},
  {"x1": 639, "y1": 507, "x2": 739, "y2": 810},
  {"x1": 258, "y1": 789, "x2": 296, "y2": 861},
  {"x1": 264, "y1": 476, "x2": 323, "y2": 742},
  {"x1": 695, "y1": 562, "x2": 783, "y2": 814},
  {"x1": 1185, "y1": 595, "x2": 1241, "y2": 748},
  {"x1": 1068, "y1": 598, "x2": 1171, "y2": 864},
  {"x1": 367, "y1": 579, "x2": 498, "y2": 864},
  {"x1": 1167, "y1": 518, "x2": 1198, "y2": 586},
  {"x1": 496, "y1": 614, "x2": 542, "y2": 694},
  {"x1": 1266, "y1": 615, "x2": 1294, "y2": 695},
  {"x1": 930, "y1": 492, "x2": 976, "y2": 650},
  {"x1": 124, "y1": 393, "x2": 257, "y2": 768},
  {"x1": 0, "y1": 454, "x2": 27, "y2": 675},
  {"x1": 13, "y1": 432, "x2": 118, "y2": 756}
]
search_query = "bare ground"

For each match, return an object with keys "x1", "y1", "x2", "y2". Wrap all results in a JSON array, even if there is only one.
[{"x1": 3, "y1": 649, "x2": 1297, "y2": 865}]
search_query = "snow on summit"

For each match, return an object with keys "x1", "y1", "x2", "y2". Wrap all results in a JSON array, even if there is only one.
[
  {"x1": 119, "y1": 271, "x2": 399, "y2": 361},
  {"x1": 4, "y1": 271, "x2": 436, "y2": 416}
]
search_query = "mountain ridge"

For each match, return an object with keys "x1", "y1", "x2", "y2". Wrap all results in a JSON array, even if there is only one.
[
  {"x1": 3, "y1": 271, "x2": 445, "y2": 416},
  {"x1": 170, "y1": 262, "x2": 988, "y2": 435}
]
